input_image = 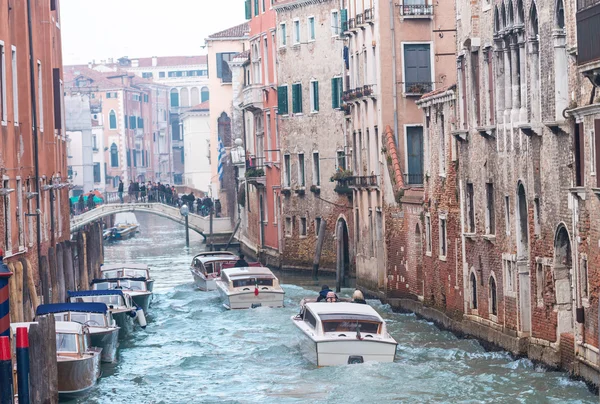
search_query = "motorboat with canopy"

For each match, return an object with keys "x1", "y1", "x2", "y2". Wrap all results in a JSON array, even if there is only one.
[{"x1": 215, "y1": 266, "x2": 285, "y2": 309}]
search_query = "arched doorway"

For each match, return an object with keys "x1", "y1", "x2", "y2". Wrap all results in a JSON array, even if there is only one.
[
  {"x1": 336, "y1": 218, "x2": 350, "y2": 291},
  {"x1": 554, "y1": 225, "x2": 574, "y2": 337},
  {"x1": 415, "y1": 224, "x2": 424, "y2": 298}
]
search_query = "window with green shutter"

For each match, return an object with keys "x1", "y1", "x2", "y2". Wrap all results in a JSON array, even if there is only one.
[
  {"x1": 292, "y1": 83, "x2": 302, "y2": 114},
  {"x1": 124, "y1": 115, "x2": 128, "y2": 129},
  {"x1": 331, "y1": 77, "x2": 342, "y2": 109},
  {"x1": 311, "y1": 81, "x2": 319, "y2": 112},
  {"x1": 277, "y1": 86, "x2": 289, "y2": 115},
  {"x1": 340, "y1": 9, "x2": 348, "y2": 32},
  {"x1": 245, "y1": 0, "x2": 251, "y2": 19},
  {"x1": 254, "y1": 0, "x2": 259, "y2": 16}
]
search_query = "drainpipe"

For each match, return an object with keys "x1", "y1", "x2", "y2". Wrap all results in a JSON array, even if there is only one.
[
  {"x1": 390, "y1": 0, "x2": 399, "y2": 144},
  {"x1": 571, "y1": 197, "x2": 583, "y2": 346},
  {"x1": 26, "y1": 0, "x2": 43, "y2": 285}
]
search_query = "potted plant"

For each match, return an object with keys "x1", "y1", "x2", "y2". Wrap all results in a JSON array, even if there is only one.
[
  {"x1": 310, "y1": 184, "x2": 320, "y2": 194},
  {"x1": 245, "y1": 168, "x2": 265, "y2": 178},
  {"x1": 330, "y1": 169, "x2": 353, "y2": 182},
  {"x1": 281, "y1": 188, "x2": 291, "y2": 196},
  {"x1": 295, "y1": 187, "x2": 306, "y2": 196}
]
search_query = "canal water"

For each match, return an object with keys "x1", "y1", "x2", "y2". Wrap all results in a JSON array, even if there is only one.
[{"x1": 70, "y1": 213, "x2": 596, "y2": 403}]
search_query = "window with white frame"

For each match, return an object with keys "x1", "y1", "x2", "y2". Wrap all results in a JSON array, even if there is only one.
[
  {"x1": 308, "y1": 16, "x2": 316, "y2": 41},
  {"x1": 0, "y1": 42, "x2": 6, "y2": 125},
  {"x1": 300, "y1": 217, "x2": 307, "y2": 236},
  {"x1": 293, "y1": 19, "x2": 301, "y2": 44},
  {"x1": 284, "y1": 154, "x2": 291, "y2": 187},
  {"x1": 425, "y1": 214, "x2": 432, "y2": 253},
  {"x1": 11, "y1": 46, "x2": 17, "y2": 125},
  {"x1": 331, "y1": 10, "x2": 340, "y2": 36},
  {"x1": 310, "y1": 80, "x2": 319, "y2": 112},
  {"x1": 439, "y1": 214, "x2": 447, "y2": 259},
  {"x1": 285, "y1": 217, "x2": 292, "y2": 236},
  {"x1": 315, "y1": 217, "x2": 322, "y2": 236},
  {"x1": 298, "y1": 153, "x2": 306, "y2": 187},
  {"x1": 273, "y1": 193, "x2": 278, "y2": 224},
  {"x1": 503, "y1": 256, "x2": 516, "y2": 294},
  {"x1": 266, "y1": 111, "x2": 272, "y2": 162},
  {"x1": 485, "y1": 182, "x2": 495, "y2": 235},
  {"x1": 280, "y1": 23, "x2": 287, "y2": 47},
  {"x1": 312, "y1": 152, "x2": 320, "y2": 186}
]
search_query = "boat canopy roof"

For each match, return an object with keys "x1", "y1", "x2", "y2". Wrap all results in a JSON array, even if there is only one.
[
  {"x1": 197, "y1": 256, "x2": 238, "y2": 264},
  {"x1": 193, "y1": 251, "x2": 237, "y2": 259},
  {"x1": 68, "y1": 290, "x2": 125, "y2": 297},
  {"x1": 36, "y1": 303, "x2": 109, "y2": 316},
  {"x1": 222, "y1": 267, "x2": 275, "y2": 278},
  {"x1": 305, "y1": 302, "x2": 384, "y2": 320},
  {"x1": 55, "y1": 321, "x2": 84, "y2": 334},
  {"x1": 91, "y1": 277, "x2": 147, "y2": 284},
  {"x1": 101, "y1": 263, "x2": 149, "y2": 271}
]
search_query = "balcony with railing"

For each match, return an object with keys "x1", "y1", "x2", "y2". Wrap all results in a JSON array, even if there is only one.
[
  {"x1": 364, "y1": 8, "x2": 374, "y2": 23},
  {"x1": 577, "y1": 0, "x2": 600, "y2": 74},
  {"x1": 348, "y1": 175, "x2": 378, "y2": 188},
  {"x1": 400, "y1": 4, "x2": 434, "y2": 18},
  {"x1": 404, "y1": 82, "x2": 434, "y2": 96},
  {"x1": 348, "y1": 18, "x2": 356, "y2": 31},
  {"x1": 242, "y1": 85, "x2": 264, "y2": 111},
  {"x1": 342, "y1": 85, "x2": 377, "y2": 102},
  {"x1": 246, "y1": 156, "x2": 266, "y2": 187},
  {"x1": 404, "y1": 173, "x2": 424, "y2": 187},
  {"x1": 356, "y1": 13, "x2": 364, "y2": 26}
]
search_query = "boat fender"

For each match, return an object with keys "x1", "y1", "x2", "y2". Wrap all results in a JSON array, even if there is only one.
[
  {"x1": 136, "y1": 308, "x2": 147, "y2": 329},
  {"x1": 128, "y1": 309, "x2": 137, "y2": 318}
]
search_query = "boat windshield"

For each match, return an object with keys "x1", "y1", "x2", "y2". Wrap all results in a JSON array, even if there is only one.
[
  {"x1": 94, "y1": 282, "x2": 118, "y2": 290},
  {"x1": 205, "y1": 263, "x2": 214, "y2": 274},
  {"x1": 56, "y1": 333, "x2": 78, "y2": 353},
  {"x1": 321, "y1": 320, "x2": 381, "y2": 334},
  {"x1": 71, "y1": 295, "x2": 124, "y2": 307},
  {"x1": 102, "y1": 270, "x2": 119, "y2": 278},
  {"x1": 71, "y1": 313, "x2": 106, "y2": 326},
  {"x1": 120, "y1": 280, "x2": 146, "y2": 291},
  {"x1": 232, "y1": 278, "x2": 274, "y2": 288}
]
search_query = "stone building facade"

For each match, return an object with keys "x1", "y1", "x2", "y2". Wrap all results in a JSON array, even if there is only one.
[{"x1": 274, "y1": 0, "x2": 353, "y2": 275}]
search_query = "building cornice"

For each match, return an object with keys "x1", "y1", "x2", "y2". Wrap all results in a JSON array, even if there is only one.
[
  {"x1": 568, "y1": 104, "x2": 600, "y2": 123},
  {"x1": 274, "y1": 0, "x2": 334, "y2": 12}
]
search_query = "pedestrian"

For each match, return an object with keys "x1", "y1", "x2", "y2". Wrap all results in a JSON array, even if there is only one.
[
  {"x1": 187, "y1": 192, "x2": 195, "y2": 213},
  {"x1": 128, "y1": 181, "x2": 135, "y2": 203},
  {"x1": 134, "y1": 181, "x2": 140, "y2": 202},
  {"x1": 86, "y1": 192, "x2": 95, "y2": 211},
  {"x1": 78, "y1": 194, "x2": 85, "y2": 213},
  {"x1": 215, "y1": 199, "x2": 222, "y2": 218},
  {"x1": 234, "y1": 254, "x2": 249, "y2": 268},
  {"x1": 140, "y1": 182, "x2": 147, "y2": 202},
  {"x1": 118, "y1": 180, "x2": 124, "y2": 203}
]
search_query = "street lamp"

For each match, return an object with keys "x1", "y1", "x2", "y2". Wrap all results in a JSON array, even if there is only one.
[{"x1": 180, "y1": 204, "x2": 190, "y2": 248}]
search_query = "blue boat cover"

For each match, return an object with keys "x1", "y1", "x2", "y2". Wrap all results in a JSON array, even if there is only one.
[
  {"x1": 90, "y1": 277, "x2": 147, "y2": 284},
  {"x1": 67, "y1": 290, "x2": 125, "y2": 297},
  {"x1": 36, "y1": 303, "x2": 109, "y2": 315}
]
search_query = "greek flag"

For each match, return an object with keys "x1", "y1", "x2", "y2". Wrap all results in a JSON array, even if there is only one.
[{"x1": 217, "y1": 136, "x2": 226, "y2": 181}]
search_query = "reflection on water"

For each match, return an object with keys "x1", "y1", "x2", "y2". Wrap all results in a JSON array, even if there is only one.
[{"x1": 68, "y1": 213, "x2": 595, "y2": 404}]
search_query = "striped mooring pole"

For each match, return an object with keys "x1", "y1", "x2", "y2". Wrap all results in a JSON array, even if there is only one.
[
  {"x1": 0, "y1": 249, "x2": 13, "y2": 338},
  {"x1": 0, "y1": 336, "x2": 12, "y2": 404},
  {"x1": 16, "y1": 327, "x2": 30, "y2": 404}
]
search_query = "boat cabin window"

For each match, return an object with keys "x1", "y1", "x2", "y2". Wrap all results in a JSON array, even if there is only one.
[
  {"x1": 120, "y1": 280, "x2": 146, "y2": 291},
  {"x1": 56, "y1": 333, "x2": 78, "y2": 353},
  {"x1": 193, "y1": 258, "x2": 202, "y2": 268},
  {"x1": 71, "y1": 313, "x2": 106, "y2": 326},
  {"x1": 321, "y1": 320, "x2": 381, "y2": 334},
  {"x1": 304, "y1": 309, "x2": 317, "y2": 328},
  {"x1": 130, "y1": 269, "x2": 147, "y2": 278},
  {"x1": 53, "y1": 313, "x2": 69, "y2": 321},
  {"x1": 71, "y1": 295, "x2": 124, "y2": 307},
  {"x1": 232, "y1": 277, "x2": 274, "y2": 288},
  {"x1": 94, "y1": 282, "x2": 117, "y2": 290},
  {"x1": 103, "y1": 270, "x2": 119, "y2": 278},
  {"x1": 205, "y1": 263, "x2": 215, "y2": 274}
]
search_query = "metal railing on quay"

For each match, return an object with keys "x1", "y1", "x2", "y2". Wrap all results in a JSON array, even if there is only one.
[{"x1": 400, "y1": 4, "x2": 434, "y2": 16}]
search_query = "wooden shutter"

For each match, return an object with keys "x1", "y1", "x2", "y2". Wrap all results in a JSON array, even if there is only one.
[
  {"x1": 341, "y1": 9, "x2": 348, "y2": 32},
  {"x1": 124, "y1": 115, "x2": 128, "y2": 128},
  {"x1": 596, "y1": 120, "x2": 600, "y2": 187},
  {"x1": 52, "y1": 68, "x2": 62, "y2": 129},
  {"x1": 292, "y1": 84, "x2": 298, "y2": 113},
  {"x1": 277, "y1": 86, "x2": 288, "y2": 115},
  {"x1": 313, "y1": 82, "x2": 319, "y2": 111},
  {"x1": 254, "y1": 0, "x2": 259, "y2": 15},
  {"x1": 216, "y1": 53, "x2": 223, "y2": 79},
  {"x1": 331, "y1": 78, "x2": 338, "y2": 109},
  {"x1": 50, "y1": 0, "x2": 56, "y2": 11},
  {"x1": 404, "y1": 44, "x2": 431, "y2": 87},
  {"x1": 575, "y1": 123, "x2": 585, "y2": 186},
  {"x1": 245, "y1": 0, "x2": 251, "y2": 20}
]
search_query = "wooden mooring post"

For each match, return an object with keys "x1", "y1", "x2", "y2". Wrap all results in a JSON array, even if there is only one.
[{"x1": 29, "y1": 315, "x2": 58, "y2": 404}]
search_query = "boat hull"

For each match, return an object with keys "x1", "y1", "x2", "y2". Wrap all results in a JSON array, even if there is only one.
[
  {"x1": 146, "y1": 279, "x2": 155, "y2": 293},
  {"x1": 301, "y1": 337, "x2": 397, "y2": 366},
  {"x1": 57, "y1": 350, "x2": 101, "y2": 396},
  {"x1": 90, "y1": 328, "x2": 120, "y2": 363},
  {"x1": 217, "y1": 284, "x2": 284, "y2": 309},
  {"x1": 191, "y1": 269, "x2": 217, "y2": 291},
  {"x1": 113, "y1": 311, "x2": 135, "y2": 337},
  {"x1": 130, "y1": 292, "x2": 152, "y2": 314}
]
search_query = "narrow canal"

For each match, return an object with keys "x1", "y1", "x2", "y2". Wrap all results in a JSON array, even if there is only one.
[{"x1": 70, "y1": 213, "x2": 596, "y2": 403}]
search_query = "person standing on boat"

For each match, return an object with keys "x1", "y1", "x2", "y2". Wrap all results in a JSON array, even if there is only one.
[
  {"x1": 352, "y1": 290, "x2": 367, "y2": 304},
  {"x1": 233, "y1": 254, "x2": 249, "y2": 268},
  {"x1": 317, "y1": 285, "x2": 337, "y2": 302}
]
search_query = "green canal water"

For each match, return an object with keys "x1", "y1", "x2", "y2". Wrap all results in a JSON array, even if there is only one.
[{"x1": 68, "y1": 213, "x2": 597, "y2": 403}]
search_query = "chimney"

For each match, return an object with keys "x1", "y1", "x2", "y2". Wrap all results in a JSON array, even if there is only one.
[
  {"x1": 108, "y1": 58, "x2": 114, "y2": 64},
  {"x1": 152, "y1": 56, "x2": 158, "y2": 67},
  {"x1": 132, "y1": 59, "x2": 139, "y2": 68}
]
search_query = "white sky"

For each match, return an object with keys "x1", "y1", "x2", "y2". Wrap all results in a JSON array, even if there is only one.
[{"x1": 61, "y1": 0, "x2": 244, "y2": 65}]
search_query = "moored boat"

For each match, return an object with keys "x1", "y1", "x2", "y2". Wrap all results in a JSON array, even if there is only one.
[
  {"x1": 35, "y1": 303, "x2": 120, "y2": 363},
  {"x1": 91, "y1": 277, "x2": 152, "y2": 314},
  {"x1": 101, "y1": 263, "x2": 155, "y2": 292},
  {"x1": 292, "y1": 301, "x2": 397, "y2": 366},
  {"x1": 190, "y1": 254, "x2": 238, "y2": 291},
  {"x1": 68, "y1": 290, "x2": 144, "y2": 336},
  {"x1": 215, "y1": 266, "x2": 285, "y2": 309},
  {"x1": 111, "y1": 223, "x2": 139, "y2": 240}
]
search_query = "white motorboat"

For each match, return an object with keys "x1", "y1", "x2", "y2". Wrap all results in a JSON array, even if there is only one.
[
  {"x1": 292, "y1": 301, "x2": 397, "y2": 366},
  {"x1": 68, "y1": 290, "x2": 146, "y2": 336},
  {"x1": 190, "y1": 254, "x2": 239, "y2": 291},
  {"x1": 215, "y1": 266, "x2": 285, "y2": 309},
  {"x1": 91, "y1": 277, "x2": 152, "y2": 314},
  {"x1": 35, "y1": 303, "x2": 120, "y2": 363},
  {"x1": 101, "y1": 263, "x2": 155, "y2": 292}
]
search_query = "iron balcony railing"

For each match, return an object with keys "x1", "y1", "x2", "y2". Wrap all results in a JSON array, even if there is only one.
[
  {"x1": 356, "y1": 13, "x2": 364, "y2": 25},
  {"x1": 348, "y1": 18, "x2": 356, "y2": 30},
  {"x1": 577, "y1": 2, "x2": 600, "y2": 64},
  {"x1": 342, "y1": 85, "x2": 375, "y2": 102},
  {"x1": 578, "y1": 0, "x2": 600, "y2": 10},
  {"x1": 405, "y1": 82, "x2": 434, "y2": 95},
  {"x1": 404, "y1": 173, "x2": 424, "y2": 187},
  {"x1": 401, "y1": 4, "x2": 434, "y2": 16},
  {"x1": 349, "y1": 175, "x2": 378, "y2": 188},
  {"x1": 364, "y1": 7, "x2": 374, "y2": 22}
]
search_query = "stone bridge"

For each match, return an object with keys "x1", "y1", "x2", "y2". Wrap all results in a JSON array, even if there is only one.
[{"x1": 70, "y1": 202, "x2": 233, "y2": 237}]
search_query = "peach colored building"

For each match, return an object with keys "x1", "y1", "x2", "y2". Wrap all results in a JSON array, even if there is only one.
[{"x1": 0, "y1": 0, "x2": 69, "y2": 313}]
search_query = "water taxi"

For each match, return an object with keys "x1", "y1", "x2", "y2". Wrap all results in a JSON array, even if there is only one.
[
  {"x1": 101, "y1": 263, "x2": 154, "y2": 292},
  {"x1": 190, "y1": 254, "x2": 238, "y2": 291},
  {"x1": 291, "y1": 301, "x2": 397, "y2": 366},
  {"x1": 91, "y1": 277, "x2": 152, "y2": 314},
  {"x1": 35, "y1": 303, "x2": 120, "y2": 363},
  {"x1": 68, "y1": 290, "x2": 145, "y2": 336},
  {"x1": 215, "y1": 266, "x2": 285, "y2": 309}
]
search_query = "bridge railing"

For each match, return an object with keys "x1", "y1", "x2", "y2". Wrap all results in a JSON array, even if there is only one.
[{"x1": 70, "y1": 190, "x2": 219, "y2": 218}]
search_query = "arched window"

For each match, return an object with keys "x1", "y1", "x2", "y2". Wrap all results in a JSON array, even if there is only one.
[
  {"x1": 529, "y1": 3, "x2": 539, "y2": 37},
  {"x1": 501, "y1": 4, "x2": 507, "y2": 28},
  {"x1": 516, "y1": 0, "x2": 525, "y2": 25},
  {"x1": 507, "y1": 0, "x2": 514, "y2": 26},
  {"x1": 494, "y1": 7, "x2": 501, "y2": 33},
  {"x1": 517, "y1": 182, "x2": 529, "y2": 258},
  {"x1": 170, "y1": 88, "x2": 179, "y2": 107},
  {"x1": 470, "y1": 272, "x2": 478, "y2": 309},
  {"x1": 191, "y1": 87, "x2": 200, "y2": 105},
  {"x1": 556, "y1": 0, "x2": 565, "y2": 29},
  {"x1": 109, "y1": 110, "x2": 117, "y2": 129},
  {"x1": 217, "y1": 112, "x2": 232, "y2": 145},
  {"x1": 489, "y1": 276, "x2": 498, "y2": 315},
  {"x1": 110, "y1": 143, "x2": 119, "y2": 167},
  {"x1": 201, "y1": 87, "x2": 210, "y2": 103}
]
